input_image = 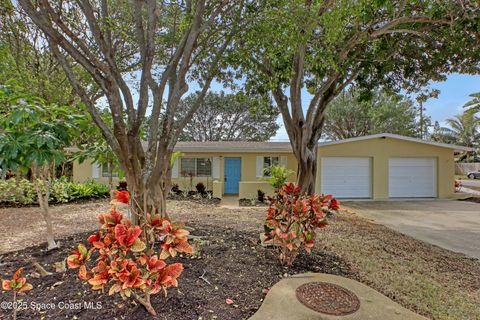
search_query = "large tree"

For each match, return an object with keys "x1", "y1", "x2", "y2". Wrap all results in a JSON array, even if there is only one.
[
  {"x1": 19, "y1": 0, "x2": 245, "y2": 220},
  {"x1": 178, "y1": 91, "x2": 279, "y2": 141},
  {"x1": 0, "y1": 0, "x2": 78, "y2": 105},
  {"x1": 0, "y1": 86, "x2": 76, "y2": 249},
  {"x1": 235, "y1": 0, "x2": 480, "y2": 194},
  {"x1": 430, "y1": 112, "x2": 479, "y2": 161},
  {"x1": 464, "y1": 91, "x2": 480, "y2": 114},
  {"x1": 323, "y1": 90, "x2": 421, "y2": 140}
]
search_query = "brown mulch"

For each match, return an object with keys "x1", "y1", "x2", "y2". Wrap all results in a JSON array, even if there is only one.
[
  {"x1": 167, "y1": 193, "x2": 221, "y2": 205},
  {"x1": 0, "y1": 223, "x2": 351, "y2": 320},
  {"x1": 0, "y1": 200, "x2": 479, "y2": 320},
  {"x1": 458, "y1": 197, "x2": 480, "y2": 204}
]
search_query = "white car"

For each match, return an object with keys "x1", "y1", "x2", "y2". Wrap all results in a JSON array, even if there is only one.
[{"x1": 467, "y1": 171, "x2": 480, "y2": 179}]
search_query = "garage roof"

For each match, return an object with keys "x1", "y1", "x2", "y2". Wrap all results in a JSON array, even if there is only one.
[{"x1": 318, "y1": 133, "x2": 473, "y2": 152}]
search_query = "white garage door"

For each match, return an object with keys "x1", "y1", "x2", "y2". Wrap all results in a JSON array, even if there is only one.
[
  {"x1": 321, "y1": 157, "x2": 372, "y2": 198},
  {"x1": 389, "y1": 158, "x2": 437, "y2": 198}
]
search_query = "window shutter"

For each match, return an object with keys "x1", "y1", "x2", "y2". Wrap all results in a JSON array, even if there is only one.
[
  {"x1": 92, "y1": 162, "x2": 100, "y2": 179},
  {"x1": 172, "y1": 158, "x2": 179, "y2": 178},
  {"x1": 256, "y1": 156, "x2": 263, "y2": 178},
  {"x1": 212, "y1": 157, "x2": 220, "y2": 179},
  {"x1": 280, "y1": 156, "x2": 288, "y2": 167}
]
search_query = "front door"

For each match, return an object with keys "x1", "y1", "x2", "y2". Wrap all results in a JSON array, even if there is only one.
[{"x1": 224, "y1": 157, "x2": 241, "y2": 194}]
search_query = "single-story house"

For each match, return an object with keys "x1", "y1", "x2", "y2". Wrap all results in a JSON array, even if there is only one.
[{"x1": 72, "y1": 133, "x2": 472, "y2": 200}]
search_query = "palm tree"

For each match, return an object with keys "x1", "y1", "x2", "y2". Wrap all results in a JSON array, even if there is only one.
[
  {"x1": 442, "y1": 112, "x2": 480, "y2": 162},
  {"x1": 464, "y1": 92, "x2": 480, "y2": 114}
]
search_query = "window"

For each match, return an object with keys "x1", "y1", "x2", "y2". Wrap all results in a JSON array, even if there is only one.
[
  {"x1": 102, "y1": 164, "x2": 119, "y2": 177},
  {"x1": 180, "y1": 157, "x2": 212, "y2": 177},
  {"x1": 263, "y1": 156, "x2": 279, "y2": 176}
]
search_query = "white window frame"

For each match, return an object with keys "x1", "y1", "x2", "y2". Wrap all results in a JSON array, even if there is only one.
[
  {"x1": 101, "y1": 163, "x2": 119, "y2": 178},
  {"x1": 262, "y1": 156, "x2": 280, "y2": 177},
  {"x1": 180, "y1": 157, "x2": 212, "y2": 177}
]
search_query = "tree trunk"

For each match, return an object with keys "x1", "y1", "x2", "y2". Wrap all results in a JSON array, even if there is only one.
[
  {"x1": 294, "y1": 144, "x2": 317, "y2": 195},
  {"x1": 126, "y1": 172, "x2": 169, "y2": 225},
  {"x1": 32, "y1": 165, "x2": 58, "y2": 250},
  {"x1": 108, "y1": 160, "x2": 114, "y2": 191}
]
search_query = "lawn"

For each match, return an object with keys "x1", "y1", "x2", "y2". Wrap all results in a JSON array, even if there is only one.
[{"x1": 0, "y1": 200, "x2": 479, "y2": 320}]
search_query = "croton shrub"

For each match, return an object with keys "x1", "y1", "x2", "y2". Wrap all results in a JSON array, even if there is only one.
[
  {"x1": 2, "y1": 268, "x2": 33, "y2": 320},
  {"x1": 67, "y1": 190, "x2": 192, "y2": 316},
  {"x1": 264, "y1": 183, "x2": 340, "y2": 266}
]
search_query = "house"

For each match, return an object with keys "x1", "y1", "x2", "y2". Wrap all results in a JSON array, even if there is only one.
[{"x1": 72, "y1": 133, "x2": 472, "y2": 200}]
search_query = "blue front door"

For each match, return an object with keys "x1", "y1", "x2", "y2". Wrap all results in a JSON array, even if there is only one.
[{"x1": 224, "y1": 157, "x2": 241, "y2": 194}]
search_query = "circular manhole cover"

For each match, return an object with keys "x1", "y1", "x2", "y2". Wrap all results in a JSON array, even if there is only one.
[{"x1": 296, "y1": 281, "x2": 360, "y2": 316}]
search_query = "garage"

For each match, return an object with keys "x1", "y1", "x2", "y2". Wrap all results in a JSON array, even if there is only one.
[
  {"x1": 321, "y1": 157, "x2": 372, "y2": 198},
  {"x1": 388, "y1": 157, "x2": 437, "y2": 198}
]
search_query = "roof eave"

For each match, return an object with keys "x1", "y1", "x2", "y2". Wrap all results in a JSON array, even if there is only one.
[{"x1": 318, "y1": 133, "x2": 473, "y2": 152}]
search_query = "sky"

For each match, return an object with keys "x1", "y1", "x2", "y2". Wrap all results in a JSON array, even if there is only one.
[{"x1": 269, "y1": 74, "x2": 480, "y2": 140}]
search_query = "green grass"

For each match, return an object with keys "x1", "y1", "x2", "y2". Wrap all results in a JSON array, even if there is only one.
[{"x1": 322, "y1": 214, "x2": 480, "y2": 320}]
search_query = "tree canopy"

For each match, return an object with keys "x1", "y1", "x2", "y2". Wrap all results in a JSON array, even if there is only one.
[
  {"x1": 464, "y1": 91, "x2": 480, "y2": 115},
  {"x1": 232, "y1": 0, "x2": 480, "y2": 193},
  {"x1": 19, "y1": 0, "x2": 247, "y2": 218},
  {"x1": 178, "y1": 91, "x2": 279, "y2": 142},
  {"x1": 0, "y1": 85, "x2": 78, "y2": 249},
  {"x1": 430, "y1": 112, "x2": 479, "y2": 160},
  {"x1": 0, "y1": 0, "x2": 79, "y2": 105},
  {"x1": 0, "y1": 85, "x2": 75, "y2": 172},
  {"x1": 322, "y1": 90, "x2": 422, "y2": 140}
]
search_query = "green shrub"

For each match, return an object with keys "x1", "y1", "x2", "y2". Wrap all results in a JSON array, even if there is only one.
[
  {"x1": 0, "y1": 179, "x2": 36, "y2": 204},
  {"x1": 0, "y1": 178, "x2": 109, "y2": 205},
  {"x1": 50, "y1": 179, "x2": 71, "y2": 203},
  {"x1": 263, "y1": 165, "x2": 293, "y2": 190}
]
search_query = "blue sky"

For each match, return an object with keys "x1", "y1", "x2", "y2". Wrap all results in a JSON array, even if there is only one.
[
  {"x1": 269, "y1": 74, "x2": 480, "y2": 140},
  {"x1": 123, "y1": 72, "x2": 480, "y2": 141}
]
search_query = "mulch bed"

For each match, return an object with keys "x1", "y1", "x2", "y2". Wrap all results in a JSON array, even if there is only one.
[
  {"x1": 458, "y1": 197, "x2": 480, "y2": 204},
  {"x1": 0, "y1": 223, "x2": 353, "y2": 320},
  {"x1": 0, "y1": 196, "x2": 109, "y2": 209},
  {"x1": 238, "y1": 199, "x2": 268, "y2": 207},
  {"x1": 167, "y1": 193, "x2": 221, "y2": 205}
]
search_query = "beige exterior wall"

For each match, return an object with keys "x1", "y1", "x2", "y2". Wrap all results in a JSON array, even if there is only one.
[
  {"x1": 315, "y1": 137, "x2": 455, "y2": 199},
  {"x1": 72, "y1": 159, "x2": 120, "y2": 185},
  {"x1": 73, "y1": 159, "x2": 93, "y2": 183},
  {"x1": 72, "y1": 137, "x2": 456, "y2": 199},
  {"x1": 171, "y1": 152, "x2": 297, "y2": 198}
]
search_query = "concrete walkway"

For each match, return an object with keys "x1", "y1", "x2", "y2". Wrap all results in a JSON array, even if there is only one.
[
  {"x1": 344, "y1": 200, "x2": 480, "y2": 259},
  {"x1": 460, "y1": 186, "x2": 480, "y2": 196},
  {"x1": 249, "y1": 273, "x2": 427, "y2": 320}
]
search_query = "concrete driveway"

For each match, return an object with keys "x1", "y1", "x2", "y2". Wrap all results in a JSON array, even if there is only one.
[{"x1": 343, "y1": 200, "x2": 480, "y2": 259}]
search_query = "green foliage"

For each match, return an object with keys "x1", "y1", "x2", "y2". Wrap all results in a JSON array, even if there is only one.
[
  {"x1": 73, "y1": 109, "x2": 122, "y2": 179},
  {"x1": 170, "y1": 152, "x2": 184, "y2": 168},
  {"x1": 0, "y1": 85, "x2": 78, "y2": 173},
  {"x1": 430, "y1": 112, "x2": 479, "y2": 161},
  {"x1": 464, "y1": 92, "x2": 480, "y2": 115},
  {"x1": 67, "y1": 181, "x2": 110, "y2": 200},
  {"x1": 235, "y1": 1, "x2": 480, "y2": 97},
  {"x1": 264, "y1": 165, "x2": 293, "y2": 190},
  {"x1": 0, "y1": 179, "x2": 36, "y2": 205},
  {"x1": 323, "y1": 90, "x2": 423, "y2": 140},
  {"x1": 178, "y1": 91, "x2": 279, "y2": 141},
  {"x1": 0, "y1": 2, "x2": 79, "y2": 105},
  {"x1": 0, "y1": 179, "x2": 109, "y2": 205}
]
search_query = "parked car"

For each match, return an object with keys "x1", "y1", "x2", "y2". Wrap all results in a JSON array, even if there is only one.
[{"x1": 467, "y1": 171, "x2": 480, "y2": 179}]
